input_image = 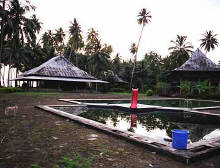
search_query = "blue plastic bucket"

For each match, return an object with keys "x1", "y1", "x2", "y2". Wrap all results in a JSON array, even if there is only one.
[{"x1": 172, "y1": 129, "x2": 189, "y2": 149}]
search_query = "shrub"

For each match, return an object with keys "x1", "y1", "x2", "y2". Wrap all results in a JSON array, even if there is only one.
[
  {"x1": 196, "y1": 80, "x2": 210, "y2": 97},
  {"x1": 155, "y1": 82, "x2": 168, "y2": 96},
  {"x1": 146, "y1": 89, "x2": 153, "y2": 96},
  {"x1": 179, "y1": 81, "x2": 191, "y2": 97},
  {"x1": 59, "y1": 153, "x2": 96, "y2": 168}
]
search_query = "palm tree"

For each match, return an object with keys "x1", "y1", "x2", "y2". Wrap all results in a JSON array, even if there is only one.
[
  {"x1": 169, "y1": 35, "x2": 193, "y2": 54},
  {"x1": 85, "y1": 28, "x2": 112, "y2": 78},
  {"x1": 68, "y1": 18, "x2": 84, "y2": 66},
  {"x1": 130, "y1": 8, "x2": 151, "y2": 89},
  {"x1": 136, "y1": 8, "x2": 152, "y2": 61},
  {"x1": 2, "y1": 0, "x2": 41, "y2": 86},
  {"x1": 167, "y1": 35, "x2": 192, "y2": 70},
  {"x1": 41, "y1": 30, "x2": 54, "y2": 47},
  {"x1": 23, "y1": 14, "x2": 41, "y2": 46},
  {"x1": 54, "y1": 27, "x2": 65, "y2": 55},
  {"x1": 0, "y1": 0, "x2": 6, "y2": 86},
  {"x1": 168, "y1": 35, "x2": 194, "y2": 70},
  {"x1": 200, "y1": 30, "x2": 219, "y2": 54},
  {"x1": 112, "y1": 53, "x2": 121, "y2": 73}
]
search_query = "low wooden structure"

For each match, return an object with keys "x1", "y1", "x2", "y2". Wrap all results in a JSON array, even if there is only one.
[{"x1": 13, "y1": 56, "x2": 108, "y2": 91}]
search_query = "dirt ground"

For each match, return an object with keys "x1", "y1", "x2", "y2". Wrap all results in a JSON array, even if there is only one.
[{"x1": 1, "y1": 92, "x2": 220, "y2": 168}]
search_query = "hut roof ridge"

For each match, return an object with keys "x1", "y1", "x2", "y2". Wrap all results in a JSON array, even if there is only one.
[
  {"x1": 174, "y1": 48, "x2": 219, "y2": 71},
  {"x1": 22, "y1": 56, "x2": 97, "y2": 79}
]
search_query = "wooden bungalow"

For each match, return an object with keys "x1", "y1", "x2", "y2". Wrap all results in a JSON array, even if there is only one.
[
  {"x1": 13, "y1": 56, "x2": 108, "y2": 91},
  {"x1": 169, "y1": 48, "x2": 220, "y2": 85}
]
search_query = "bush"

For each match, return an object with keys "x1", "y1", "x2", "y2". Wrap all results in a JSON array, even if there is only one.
[
  {"x1": 155, "y1": 82, "x2": 169, "y2": 96},
  {"x1": 146, "y1": 89, "x2": 153, "y2": 96},
  {"x1": 0, "y1": 87, "x2": 23, "y2": 93},
  {"x1": 196, "y1": 80, "x2": 210, "y2": 97},
  {"x1": 179, "y1": 81, "x2": 191, "y2": 97}
]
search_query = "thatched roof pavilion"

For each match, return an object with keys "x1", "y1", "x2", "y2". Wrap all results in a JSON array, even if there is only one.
[
  {"x1": 114, "y1": 74, "x2": 128, "y2": 84},
  {"x1": 169, "y1": 48, "x2": 220, "y2": 83},
  {"x1": 14, "y1": 56, "x2": 108, "y2": 90}
]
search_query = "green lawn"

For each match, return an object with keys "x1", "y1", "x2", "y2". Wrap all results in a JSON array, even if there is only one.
[{"x1": 11, "y1": 91, "x2": 63, "y2": 96}]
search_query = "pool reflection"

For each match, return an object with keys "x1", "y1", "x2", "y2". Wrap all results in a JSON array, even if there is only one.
[{"x1": 78, "y1": 108, "x2": 220, "y2": 143}]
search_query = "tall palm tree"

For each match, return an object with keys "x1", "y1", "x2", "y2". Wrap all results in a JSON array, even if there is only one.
[
  {"x1": 130, "y1": 8, "x2": 151, "y2": 89},
  {"x1": 68, "y1": 18, "x2": 84, "y2": 65},
  {"x1": 54, "y1": 27, "x2": 65, "y2": 55},
  {"x1": 136, "y1": 8, "x2": 152, "y2": 61},
  {"x1": 3, "y1": 0, "x2": 41, "y2": 86},
  {"x1": 85, "y1": 28, "x2": 112, "y2": 78},
  {"x1": 23, "y1": 15, "x2": 41, "y2": 48},
  {"x1": 0, "y1": 0, "x2": 6, "y2": 86},
  {"x1": 200, "y1": 30, "x2": 219, "y2": 54}
]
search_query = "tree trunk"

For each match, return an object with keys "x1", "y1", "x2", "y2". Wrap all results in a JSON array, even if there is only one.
[
  {"x1": 7, "y1": 51, "x2": 12, "y2": 87},
  {"x1": 130, "y1": 25, "x2": 145, "y2": 90},
  {"x1": 2, "y1": 64, "x2": 5, "y2": 86},
  {"x1": 0, "y1": 0, "x2": 6, "y2": 87},
  {"x1": 130, "y1": 61, "x2": 135, "y2": 89},
  {"x1": 135, "y1": 25, "x2": 145, "y2": 62},
  {"x1": 69, "y1": 46, "x2": 73, "y2": 61},
  {"x1": 7, "y1": 65, "x2": 11, "y2": 87}
]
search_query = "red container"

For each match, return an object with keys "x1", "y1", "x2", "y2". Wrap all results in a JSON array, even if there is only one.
[{"x1": 130, "y1": 88, "x2": 138, "y2": 109}]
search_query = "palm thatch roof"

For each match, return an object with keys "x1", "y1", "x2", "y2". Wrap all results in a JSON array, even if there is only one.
[
  {"x1": 114, "y1": 74, "x2": 128, "y2": 84},
  {"x1": 174, "y1": 48, "x2": 220, "y2": 71},
  {"x1": 15, "y1": 56, "x2": 108, "y2": 83}
]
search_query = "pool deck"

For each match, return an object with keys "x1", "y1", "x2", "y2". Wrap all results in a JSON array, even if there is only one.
[{"x1": 36, "y1": 102, "x2": 220, "y2": 164}]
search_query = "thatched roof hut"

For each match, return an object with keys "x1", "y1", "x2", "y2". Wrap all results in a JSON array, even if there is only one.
[
  {"x1": 14, "y1": 56, "x2": 108, "y2": 90},
  {"x1": 169, "y1": 49, "x2": 220, "y2": 83},
  {"x1": 174, "y1": 48, "x2": 219, "y2": 71},
  {"x1": 114, "y1": 74, "x2": 128, "y2": 84}
]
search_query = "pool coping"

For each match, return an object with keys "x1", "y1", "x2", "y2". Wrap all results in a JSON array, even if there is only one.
[{"x1": 36, "y1": 104, "x2": 220, "y2": 164}]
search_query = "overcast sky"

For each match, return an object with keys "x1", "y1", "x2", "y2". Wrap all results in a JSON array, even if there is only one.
[{"x1": 31, "y1": 0, "x2": 220, "y2": 63}]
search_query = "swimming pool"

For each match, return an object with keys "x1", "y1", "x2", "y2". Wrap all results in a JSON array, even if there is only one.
[
  {"x1": 54, "y1": 106, "x2": 220, "y2": 144},
  {"x1": 37, "y1": 98, "x2": 220, "y2": 164}
]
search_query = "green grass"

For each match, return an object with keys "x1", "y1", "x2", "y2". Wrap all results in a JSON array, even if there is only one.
[
  {"x1": 11, "y1": 91, "x2": 63, "y2": 96},
  {"x1": 0, "y1": 87, "x2": 22, "y2": 93},
  {"x1": 108, "y1": 92, "x2": 131, "y2": 95},
  {"x1": 31, "y1": 164, "x2": 43, "y2": 168},
  {"x1": 60, "y1": 153, "x2": 98, "y2": 168}
]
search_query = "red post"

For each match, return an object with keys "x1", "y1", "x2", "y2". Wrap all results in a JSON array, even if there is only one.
[{"x1": 130, "y1": 88, "x2": 138, "y2": 109}]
